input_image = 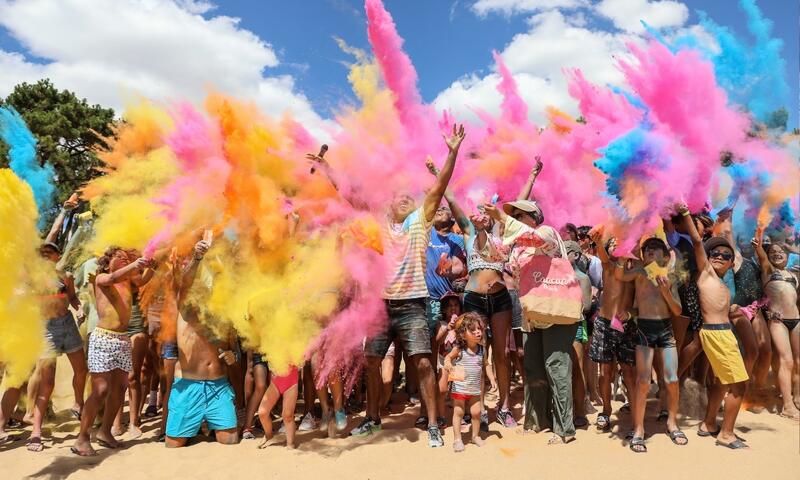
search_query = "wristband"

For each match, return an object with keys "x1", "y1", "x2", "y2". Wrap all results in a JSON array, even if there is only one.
[{"x1": 681, "y1": 210, "x2": 690, "y2": 217}]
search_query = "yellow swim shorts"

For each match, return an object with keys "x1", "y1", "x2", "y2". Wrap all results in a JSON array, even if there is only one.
[{"x1": 699, "y1": 323, "x2": 749, "y2": 385}]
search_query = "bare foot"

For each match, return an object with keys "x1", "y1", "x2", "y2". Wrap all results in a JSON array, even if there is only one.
[
  {"x1": 110, "y1": 426, "x2": 125, "y2": 437},
  {"x1": 515, "y1": 426, "x2": 537, "y2": 436},
  {"x1": 128, "y1": 425, "x2": 143, "y2": 440},
  {"x1": 471, "y1": 436, "x2": 485, "y2": 447},
  {"x1": 779, "y1": 405, "x2": 800, "y2": 421},
  {"x1": 22, "y1": 413, "x2": 33, "y2": 425},
  {"x1": 286, "y1": 441, "x2": 296, "y2": 450},
  {"x1": 453, "y1": 439, "x2": 465, "y2": 452},
  {"x1": 258, "y1": 437, "x2": 273, "y2": 449},
  {"x1": 96, "y1": 430, "x2": 121, "y2": 449},
  {"x1": 71, "y1": 438, "x2": 97, "y2": 457}
]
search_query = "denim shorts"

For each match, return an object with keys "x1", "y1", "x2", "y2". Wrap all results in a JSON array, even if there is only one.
[
  {"x1": 365, "y1": 299, "x2": 431, "y2": 357},
  {"x1": 42, "y1": 312, "x2": 83, "y2": 359},
  {"x1": 161, "y1": 341, "x2": 178, "y2": 360},
  {"x1": 463, "y1": 288, "x2": 513, "y2": 318},
  {"x1": 426, "y1": 297, "x2": 443, "y2": 336},
  {"x1": 508, "y1": 289, "x2": 523, "y2": 330},
  {"x1": 634, "y1": 318, "x2": 676, "y2": 349}
]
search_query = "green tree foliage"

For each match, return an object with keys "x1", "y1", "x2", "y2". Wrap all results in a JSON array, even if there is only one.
[
  {"x1": 765, "y1": 107, "x2": 788, "y2": 131},
  {"x1": 0, "y1": 79, "x2": 116, "y2": 206}
]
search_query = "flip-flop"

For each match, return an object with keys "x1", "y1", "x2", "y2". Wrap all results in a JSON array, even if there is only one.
[
  {"x1": 0, "y1": 433, "x2": 20, "y2": 444},
  {"x1": 96, "y1": 439, "x2": 119, "y2": 449},
  {"x1": 697, "y1": 426, "x2": 720, "y2": 437},
  {"x1": 70, "y1": 446, "x2": 97, "y2": 457},
  {"x1": 629, "y1": 436, "x2": 647, "y2": 453},
  {"x1": 596, "y1": 414, "x2": 611, "y2": 431},
  {"x1": 668, "y1": 429, "x2": 688, "y2": 446},
  {"x1": 5, "y1": 419, "x2": 23, "y2": 429},
  {"x1": 716, "y1": 439, "x2": 749, "y2": 450}
]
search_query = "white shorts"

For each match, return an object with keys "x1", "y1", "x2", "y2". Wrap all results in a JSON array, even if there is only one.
[{"x1": 88, "y1": 328, "x2": 132, "y2": 373}]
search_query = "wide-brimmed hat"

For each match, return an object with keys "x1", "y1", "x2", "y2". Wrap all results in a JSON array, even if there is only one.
[{"x1": 502, "y1": 199, "x2": 542, "y2": 217}]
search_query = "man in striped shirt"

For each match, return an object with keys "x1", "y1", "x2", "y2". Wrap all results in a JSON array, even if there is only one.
[{"x1": 351, "y1": 124, "x2": 466, "y2": 448}]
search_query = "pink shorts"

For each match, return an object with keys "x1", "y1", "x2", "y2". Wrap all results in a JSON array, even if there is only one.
[{"x1": 271, "y1": 366, "x2": 298, "y2": 395}]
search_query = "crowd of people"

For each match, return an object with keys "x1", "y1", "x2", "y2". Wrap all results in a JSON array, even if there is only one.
[{"x1": 0, "y1": 126, "x2": 798, "y2": 459}]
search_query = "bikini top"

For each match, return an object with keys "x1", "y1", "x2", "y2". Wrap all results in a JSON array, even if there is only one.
[{"x1": 766, "y1": 270, "x2": 798, "y2": 288}]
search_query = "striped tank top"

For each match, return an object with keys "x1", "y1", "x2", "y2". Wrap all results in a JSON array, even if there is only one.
[{"x1": 451, "y1": 345, "x2": 484, "y2": 396}]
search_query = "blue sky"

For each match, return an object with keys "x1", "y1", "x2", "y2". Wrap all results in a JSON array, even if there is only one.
[{"x1": 0, "y1": 0, "x2": 796, "y2": 127}]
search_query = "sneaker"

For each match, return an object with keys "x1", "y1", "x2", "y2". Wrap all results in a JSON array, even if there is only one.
[
  {"x1": 460, "y1": 415, "x2": 471, "y2": 433},
  {"x1": 427, "y1": 425, "x2": 444, "y2": 447},
  {"x1": 436, "y1": 416, "x2": 446, "y2": 430},
  {"x1": 480, "y1": 411, "x2": 489, "y2": 433},
  {"x1": 496, "y1": 408, "x2": 518, "y2": 428},
  {"x1": 319, "y1": 413, "x2": 330, "y2": 432},
  {"x1": 335, "y1": 409, "x2": 347, "y2": 431},
  {"x1": 350, "y1": 417, "x2": 381, "y2": 437},
  {"x1": 298, "y1": 413, "x2": 316, "y2": 432}
]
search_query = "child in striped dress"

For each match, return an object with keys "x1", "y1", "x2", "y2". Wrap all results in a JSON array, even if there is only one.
[{"x1": 440, "y1": 312, "x2": 485, "y2": 452}]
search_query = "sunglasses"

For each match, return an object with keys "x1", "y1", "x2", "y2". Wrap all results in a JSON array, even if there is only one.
[
  {"x1": 709, "y1": 251, "x2": 733, "y2": 261},
  {"x1": 512, "y1": 211, "x2": 529, "y2": 220}
]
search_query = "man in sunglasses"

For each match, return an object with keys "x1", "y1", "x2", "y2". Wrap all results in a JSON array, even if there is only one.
[{"x1": 677, "y1": 203, "x2": 748, "y2": 450}]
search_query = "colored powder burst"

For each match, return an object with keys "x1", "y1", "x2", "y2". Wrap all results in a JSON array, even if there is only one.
[
  {"x1": 0, "y1": 169, "x2": 50, "y2": 387},
  {"x1": 0, "y1": 107, "x2": 55, "y2": 221}
]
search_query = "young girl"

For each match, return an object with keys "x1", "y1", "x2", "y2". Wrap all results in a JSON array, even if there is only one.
[
  {"x1": 440, "y1": 312, "x2": 486, "y2": 452},
  {"x1": 257, "y1": 364, "x2": 299, "y2": 449}
]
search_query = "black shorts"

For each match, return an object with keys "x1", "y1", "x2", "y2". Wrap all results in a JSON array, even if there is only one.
[
  {"x1": 589, "y1": 316, "x2": 636, "y2": 366},
  {"x1": 634, "y1": 318, "x2": 676, "y2": 349},
  {"x1": 252, "y1": 353, "x2": 268, "y2": 368},
  {"x1": 463, "y1": 288, "x2": 513, "y2": 318}
]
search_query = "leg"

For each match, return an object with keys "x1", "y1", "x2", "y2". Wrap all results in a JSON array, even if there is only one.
[
  {"x1": 620, "y1": 363, "x2": 637, "y2": 415},
  {"x1": 633, "y1": 346, "x2": 654, "y2": 440},
  {"x1": 790, "y1": 325, "x2": 799, "y2": 408},
  {"x1": 678, "y1": 333, "x2": 703, "y2": 378},
  {"x1": 513, "y1": 330, "x2": 526, "y2": 384},
  {"x1": 584, "y1": 352, "x2": 601, "y2": 406},
  {"x1": 29, "y1": 360, "x2": 56, "y2": 452},
  {"x1": 523, "y1": 329, "x2": 550, "y2": 432},
  {"x1": 750, "y1": 311, "x2": 772, "y2": 392},
  {"x1": 571, "y1": 341, "x2": 586, "y2": 419},
  {"x1": 73, "y1": 372, "x2": 112, "y2": 456},
  {"x1": 717, "y1": 382, "x2": 746, "y2": 446},
  {"x1": 365, "y1": 355, "x2": 383, "y2": 421},
  {"x1": 0, "y1": 386, "x2": 22, "y2": 441},
  {"x1": 769, "y1": 321, "x2": 800, "y2": 418},
  {"x1": 701, "y1": 380, "x2": 725, "y2": 435},
  {"x1": 451, "y1": 399, "x2": 465, "y2": 452},
  {"x1": 243, "y1": 364, "x2": 267, "y2": 435},
  {"x1": 730, "y1": 311, "x2": 758, "y2": 376},
  {"x1": 380, "y1": 350, "x2": 395, "y2": 413},
  {"x1": 302, "y1": 362, "x2": 315, "y2": 417},
  {"x1": 411, "y1": 354, "x2": 438, "y2": 425},
  {"x1": 65, "y1": 350, "x2": 88, "y2": 416},
  {"x1": 24, "y1": 363, "x2": 42, "y2": 423},
  {"x1": 468, "y1": 396, "x2": 484, "y2": 446},
  {"x1": 127, "y1": 333, "x2": 147, "y2": 438},
  {"x1": 490, "y1": 310, "x2": 513, "y2": 414},
  {"x1": 214, "y1": 427, "x2": 239, "y2": 445},
  {"x1": 257, "y1": 384, "x2": 280, "y2": 448},
  {"x1": 281, "y1": 385, "x2": 299, "y2": 449},
  {"x1": 672, "y1": 315, "x2": 689, "y2": 356},
  {"x1": 661, "y1": 347, "x2": 685, "y2": 443},
  {"x1": 599, "y1": 362, "x2": 615, "y2": 417},
  {"x1": 159, "y1": 358, "x2": 177, "y2": 436},
  {"x1": 100, "y1": 370, "x2": 128, "y2": 448}
]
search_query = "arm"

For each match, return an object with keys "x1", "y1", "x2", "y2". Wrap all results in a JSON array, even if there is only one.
[
  {"x1": 716, "y1": 207, "x2": 742, "y2": 272},
  {"x1": 44, "y1": 197, "x2": 78, "y2": 244},
  {"x1": 426, "y1": 156, "x2": 472, "y2": 235},
  {"x1": 615, "y1": 260, "x2": 643, "y2": 282},
  {"x1": 178, "y1": 241, "x2": 210, "y2": 303},
  {"x1": 751, "y1": 229, "x2": 772, "y2": 276},
  {"x1": 677, "y1": 203, "x2": 708, "y2": 273},
  {"x1": 590, "y1": 230, "x2": 611, "y2": 265},
  {"x1": 657, "y1": 276, "x2": 683, "y2": 317},
  {"x1": 517, "y1": 156, "x2": 543, "y2": 201},
  {"x1": 423, "y1": 124, "x2": 465, "y2": 223},
  {"x1": 95, "y1": 258, "x2": 148, "y2": 287},
  {"x1": 63, "y1": 273, "x2": 80, "y2": 311}
]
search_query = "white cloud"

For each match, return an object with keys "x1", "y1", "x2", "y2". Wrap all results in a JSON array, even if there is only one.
[
  {"x1": 595, "y1": 0, "x2": 688, "y2": 34},
  {"x1": 0, "y1": 0, "x2": 331, "y2": 138},
  {"x1": 435, "y1": 9, "x2": 637, "y2": 124},
  {"x1": 472, "y1": 0, "x2": 588, "y2": 16}
]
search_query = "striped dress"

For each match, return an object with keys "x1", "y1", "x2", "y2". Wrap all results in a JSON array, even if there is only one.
[{"x1": 451, "y1": 345, "x2": 484, "y2": 396}]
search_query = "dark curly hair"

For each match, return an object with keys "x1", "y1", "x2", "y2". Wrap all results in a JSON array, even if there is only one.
[
  {"x1": 454, "y1": 312, "x2": 484, "y2": 350},
  {"x1": 97, "y1": 246, "x2": 124, "y2": 273}
]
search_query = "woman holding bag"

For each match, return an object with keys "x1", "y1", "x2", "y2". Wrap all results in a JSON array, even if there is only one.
[{"x1": 476, "y1": 200, "x2": 581, "y2": 445}]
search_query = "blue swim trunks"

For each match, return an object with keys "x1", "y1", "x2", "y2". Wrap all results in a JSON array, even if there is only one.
[{"x1": 165, "y1": 377, "x2": 237, "y2": 438}]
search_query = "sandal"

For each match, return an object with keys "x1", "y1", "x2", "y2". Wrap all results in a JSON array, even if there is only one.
[
  {"x1": 144, "y1": 405, "x2": 158, "y2": 418},
  {"x1": 242, "y1": 428, "x2": 256, "y2": 440},
  {"x1": 629, "y1": 436, "x2": 647, "y2": 453},
  {"x1": 697, "y1": 425, "x2": 720, "y2": 437},
  {"x1": 26, "y1": 437, "x2": 44, "y2": 452},
  {"x1": 596, "y1": 414, "x2": 611, "y2": 431},
  {"x1": 716, "y1": 439, "x2": 748, "y2": 449},
  {"x1": 547, "y1": 434, "x2": 575, "y2": 445},
  {"x1": 70, "y1": 446, "x2": 97, "y2": 457},
  {"x1": 667, "y1": 429, "x2": 688, "y2": 446}
]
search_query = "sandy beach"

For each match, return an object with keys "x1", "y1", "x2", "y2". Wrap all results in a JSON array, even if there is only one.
[{"x1": 1, "y1": 356, "x2": 798, "y2": 480}]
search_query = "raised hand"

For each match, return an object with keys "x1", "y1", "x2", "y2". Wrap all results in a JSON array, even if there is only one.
[
  {"x1": 674, "y1": 202, "x2": 689, "y2": 216},
  {"x1": 531, "y1": 155, "x2": 543, "y2": 176},
  {"x1": 425, "y1": 155, "x2": 439, "y2": 176},
  {"x1": 194, "y1": 240, "x2": 211, "y2": 260},
  {"x1": 470, "y1": 213, "x2": 490, "y2": 231},
  {"x1": 443, "y1": 123, "x2": 466, "y2": 152},
  {"x1": 482, "y1": 203, "x2": 502, "y2": 221}
]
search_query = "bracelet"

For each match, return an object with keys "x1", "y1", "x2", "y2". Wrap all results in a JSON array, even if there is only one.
[{"x1": 681, "y1": 210, "x2": 690, "y2": 217}]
